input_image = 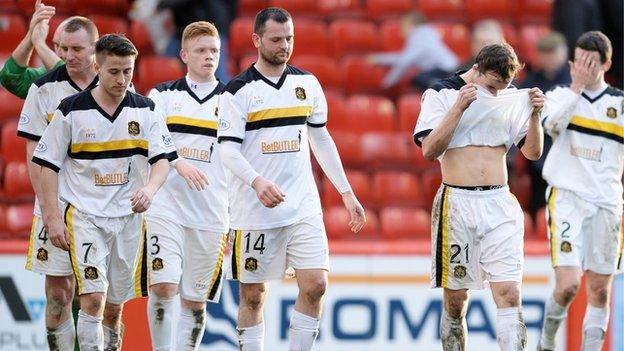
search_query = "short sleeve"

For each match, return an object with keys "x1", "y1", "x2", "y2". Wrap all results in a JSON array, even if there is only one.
[
  {"x1": 32, "y1": 109, "x2": 71, "y2": 172},
  {"x1": 306, "y1": 77, "x2": 327, "y2": 127},
  {"x1": 413, "y1": 89, "x2": 447, "y2": 147},
  {"x1": 147, "y1": 108, "x2": 177, "y2": 163},
  {"x1": 217, "y1": 89, "x2": 247, "y2": 144},
  {"x1": 508, "y1": 90, "x2": 533, "y2": 149},
  {"x1": 147, "y1": 88, "x2": 167, "y2": 122},
  {"x1": 18, "y1": 83, "x2": 50, "y2": 141}
]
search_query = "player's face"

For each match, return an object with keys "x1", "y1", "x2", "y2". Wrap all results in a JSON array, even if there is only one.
[
  {"x1": 473, "y1": 69, "x2": 512, "y2": 96},
  {"x1": 574, "y1": 48, "x2": 611, "y2": 84},
  {"x1": 60, "y1": 28, "x2": 95, "y2": 74},
  {"x1": 253, "y1": 19, "x2": 294, "y2": 66},
  {"x1": 181, "y1": 35, "x2": 220, "y2": 80},
  {"x1": 95, "y1": 54, "x2": 135, "y2": 98}
]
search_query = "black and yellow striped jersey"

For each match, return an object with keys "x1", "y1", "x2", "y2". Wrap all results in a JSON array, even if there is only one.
[
  {"x1": 32, "y1": 89, "x2": 178, "y2": 218},
  {"x1": 217, "y1": 64, "x2": 326, "y2": 230},
  {"x1": 147, "y1": 77, "x2": 229, "y2": 232},
  {"x1": 542, "y1": 84, "x2": 624, "y2": 213}
]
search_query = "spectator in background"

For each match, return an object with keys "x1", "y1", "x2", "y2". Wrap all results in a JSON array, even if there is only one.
[
  {"x1": 521, "y1": 32, "x2": 571, "y2": 217},
  {"x1": 367, "y1": 12, "x2": 458, "y2": 90},
  {"x1": 552, "y1": 0, "x2": 603, "y2": 60},
  {"x1": 157, "y1": 0, "x2": 237, "y2": 82},
  {"x1": 457, "y1": 19, "x2": 505, "y2": 72},
  {"x1": 0, "y1": 0, "x2": 64, "y2": 99}
]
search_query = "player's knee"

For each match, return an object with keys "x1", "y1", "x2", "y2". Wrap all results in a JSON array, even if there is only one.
[
  {"x1": 444, "y1": 290, "x2": 468, "y2": 318},
  {"x1": 302, "y1": 277, "x2": 327, "y2": 303},
  {"x1": 80, "y1": 293, "x2": 105, "y2": 315},
  {"x1": 497, "y1": 286, "x2": 521, "y2": 307},
  {"x1": 558, "y1": 283, "x2": 580, "y2": 305},
  {"x1": 181, "y1": 298, "x2": 205, "y2": 312},
  {"x1": 150, "y1": 283, "x2": 178, "y2": 298},
  {"x1": 588, "y1": 285, "x2": 609, "y2": 306},
  {"x1": 240, "y1": 284, "x2": 266, "y2": 312}
]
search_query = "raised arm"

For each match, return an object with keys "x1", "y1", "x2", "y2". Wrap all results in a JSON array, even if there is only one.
[{"x1": 519, "y1": 88, "x2": 545, "y2": 160}]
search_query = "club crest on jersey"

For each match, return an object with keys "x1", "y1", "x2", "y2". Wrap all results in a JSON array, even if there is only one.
[
  {"x1": 606, "y1": 107, "x2": 617, "y2": 118},
  {"x1": 560, "y1": 241, "x2": 572, "y2": 253},
  {"x1": 152, "y1": 258, "x2": 164, "y2": 271},
  {"x1": 245, "y1": 257, "x2": 258, "y2": 272},
  {"x1": 36, "y1": 248, "x2": 48, "y2": 261},
  {"x1": 453, "y1": 265, "x2": 467, "y2": 279},
  {"x1": 84, "y1": 266, "x2": 98, "y2": 280},
  {"x1": 295, "y1": 87, "x2": 306, "y2": 100},
  {"x1": 128, "y1": 121, "x2": 140, "y2": 136}
]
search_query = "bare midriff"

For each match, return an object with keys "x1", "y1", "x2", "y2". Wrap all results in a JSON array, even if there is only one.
[{"x1": 441, "y1": 145, "x2": 508, "y2": 186}]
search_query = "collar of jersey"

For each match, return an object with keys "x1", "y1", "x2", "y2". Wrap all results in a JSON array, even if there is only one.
[
  {"x1": 61, "y1": 64, "x2": 99, "y2": 92},
  {"x1": 250, "y1": 64, "x2": 288, "y2": 90},
  {"x1": 179, "y1": 77, "x2": 221, "y2": 104},
  {"x1": 87, "y1": 90, "x2": 130, "y2": 123}
]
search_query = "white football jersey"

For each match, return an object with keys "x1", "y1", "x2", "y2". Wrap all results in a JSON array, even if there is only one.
[
  {"x1": 147, "y1": 78, "x2": 229, "y2": 232},
  {"x1": 18, "y1": 65, "x2": 98, "y2": 216},
  {"x1": 32, "y1": 90, "x2": 177, "y2": 218},
  {"x1": 414, "y1": 73, "x2": 533, "y2": 156},
  {"x1": 542, "y1": 85, "x2": 624, "y2": 213},
  {"x1": 217, "y1": 64, "x2": 326, "y2": 230}
]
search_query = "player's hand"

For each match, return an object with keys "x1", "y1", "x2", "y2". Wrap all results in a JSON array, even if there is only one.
[
  {"x1": 569, "y1": 51, "x2": 596, "y2": 94},
  {"x1": 529, "y1": 87, "x2": 545, "y2": 115},
  {"x1": 29, "y1": 1, "x2": 55, "y2": 34},
  {"x1": 31, "y1": 19, "x2": 50, "y2": 46},
  {"x1": 46, "y1": 217, "x2": 70, "y2": 251},
  {"x1": 174, "y1": 159, "x2": 208, "y2": 191},
  {"x1": 131, "y1": 185, "x2": 156, "y2": 213},
  {"x1": 251, "y1": 176, "x2": 285, "y2": 208},
  {"x1": 341, "y1": 191, "x2": 366, "y2": 233},
  {"x1": 452, "y1": 83, "x2": 478, "y2": 112}
]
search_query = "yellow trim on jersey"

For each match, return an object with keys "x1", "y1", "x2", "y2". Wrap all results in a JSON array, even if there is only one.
[
  {"x1": 66, "y1": 205, "x2": 83, "y2": 294},
  {"x1": 70, "y1": 139, "x2": 148, "y2": 153},
  {"x1": 247, "y1": 106, "x2": 313, "y2": 122},
  {"x1": 134, "y1": 219, "x2": 147, "y2": 298},
  {"x1": 234, "y1": 230, "x2": 242, "y2": 279},
  {"x1": 25, "y1": 216, "x2": 37, "y2": 270},
  {"x1": 166, "y1": 116, "x2": 218, "y2": 129},
  {"x1": 547, "y1": 187, "x2": 558, "y2": 266},
  {"x1": 569, "y1": 115, "x2": 624, "y2": 138},
  {"x1": 47, "y1": 113, "x2": 54, "y2": 122},
  {"x1": 441, "y1": 187, "x2": 451, "y2": 288},
  {"x1": 207, "y1": 234, "x2": 227, "y2": 300}
]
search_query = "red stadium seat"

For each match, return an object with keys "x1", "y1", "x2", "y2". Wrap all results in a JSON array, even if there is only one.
[
  {"x1": 340, "y1": 56, "x2": 387, "y2": 94},
  {"x1": 397, "y1": 92, "x2": 422, "y2": 132},
  {"x1": 269, "y1": 0, "x2": 317, "y2": 17},
  {"x1": 6, "y1": 203, "x2": 33, "y2": 238},
  {"x1": 464, "y1": 0, "x2": 513, "y2": 23},
  {"x1": 373, "y1": 170, "x2": 423, "y2": 207},
  {"x1": 317, "y1": 0, "x2": 365, "y2": 19},
  {"x1": 129, "y1": 20, "x2": 153, "y2": 56},
  {"x1": 291, "y1": 19, "x2": 329, "y2": 57},
  {"x1": 3, "y1": 161, "x2": 34, "y2": 200},
  {"x1": 523, "y1": 211, "x2": 534, "y2": 238},
  {"x1": 239, "y1": 0, "x2": 268, "y2": 16},
  {"x1": 411, "y1": 145, "x2": 435, "y2": 171},
  {"x1": 361, "y1": 132, "x2": 412, "y2": 169},
  {"x1": 379, "y1": 20, "x2": 404, "y2": 52},
  {"x1": 238, "y1": 53, "x2": 257, "y2": 74},
  {"x1": 330, "y1": 132, "x2": 365, "y2": 168},
  {"x1": 417, "y1": 0, "x2": 463, "y2": 22},
  {"x1": 534, "y1": 207, "x2": 548, "y2": 241},
  {"x1": 519, "y1": 24, "x2": 550, "y2": 67},
  {"x1": 342, "y1": 94, "x2": 396, "y2": 133},
  {"x1": 2, "y1": 122, "x2": 27, "y2": 164},
  {"x1": 75, "y1": 0, "x2": 130, "y2": 16},
  {"x1": 329, "y1": 19, "x2": 378, "y2": 58},
  {"x1": 325, "y1": 90, "x2": 347, "y2": 125},
  {"x1": 365, "y1": 0, "x2": 415, "y2": 21},
  {"x1": 290, "y1": 55, "x2": 343, "y2": 90},
  {"x1": 517, "y1": 0, "x2": 553, "y2": 24},
  {"x1": 90, "y1": 15, "x2": 129, "y2": 36},
  {"x1": 421, "y1": 168, "x2": 442, "y2": 209},
  {"x1": 0, "y1": 88, "x2": 24, "y2": 122},
  {"x1": 510, "y1": 173, "x2": 531, "y2": 209},
  {"x1": 136, "y1": 56, "x2": 184, "y2": 94},
  {"x1": 322, "y1": 169, "x2": 374, "y2": 207},
  {"x1": 433, "y1": 22, "x2": 471, "y2": 62},
  {"x1": 325, "y1": 205, "x2": 379, "y2": 240},
  {"x1": 380, "y1": 207, "x2": 430, "y2": 239},
  {"x1": 0, "y1": 13, "x2": 27, "y2": 54},
  {"x1": 0, "y1": 204, "x2": 6, "y2": 235},
  {"x1": 229, "y1": 17, "x2": 255, "y2": 59},
  {"x1": 500, "y1": 22, "x2": 519, "y2": 51}
]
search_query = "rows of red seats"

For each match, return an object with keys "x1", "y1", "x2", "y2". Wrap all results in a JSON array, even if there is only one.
[{"x1": 239, "y1": 0, "x2": 552, "y2": 24}]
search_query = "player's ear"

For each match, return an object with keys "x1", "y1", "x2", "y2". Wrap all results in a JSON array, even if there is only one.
[
  {"x1": 252, "y1": 33, "x2": 261, "y2": 49},
  {"x1": 180, "y1": 48, "x2": 188, "y2": 64},
  {"x1": 602, "y1": 58, "x2": 612, "y2": 72}
]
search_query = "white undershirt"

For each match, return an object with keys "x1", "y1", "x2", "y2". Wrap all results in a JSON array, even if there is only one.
[
  {"x1": 583, "y1": 81, "x2": 608, "y2": 99},
  {"x1": 185, "y1": 75, "x2": 218, "y2": 99}
]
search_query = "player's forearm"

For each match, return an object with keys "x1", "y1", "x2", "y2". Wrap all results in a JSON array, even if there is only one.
[
  {"x1": 146, "y1": 158, "x2": 170, "y2": 192},
  {"x1": 39, "y1": 167, "x2": 61, "y2": 223},
  {"x1": 421, "y1": 107, "x2": 463, "y2": 160},
  {"x1": 308, "y1": 126, "x2": 351, "y2": 194},
  {"x1": 34, "y1": 41, "x2": 61, "y2": 70},
  {"x1": 543, "y1": 89, "x2": 581, "y2": 135},
  {"x1": 520, "y1": 113, "x2": 544, "y2": 161},
  {"x1": 219, "y1": 141, "x2": 260, "y2": 186},
  {"x1": 11, "y1": 34, "x2": 35, "y2": 68}
]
